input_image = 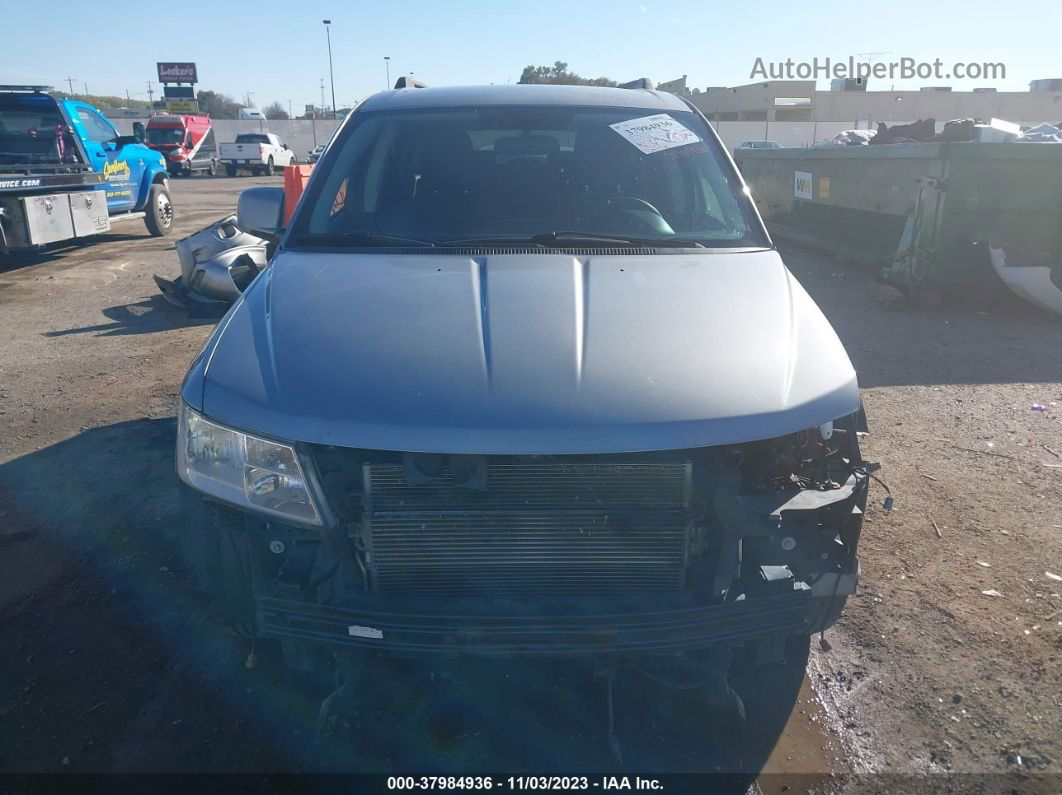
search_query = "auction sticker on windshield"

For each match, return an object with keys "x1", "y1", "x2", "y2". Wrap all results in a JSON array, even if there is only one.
[{"x1": 609, "y1": 114, "x2": 700, "y2": 154}]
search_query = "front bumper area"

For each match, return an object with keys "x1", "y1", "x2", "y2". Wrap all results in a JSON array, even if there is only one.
[{"x1": 256, "y1": 588, "x2": 813, "y2": 656}]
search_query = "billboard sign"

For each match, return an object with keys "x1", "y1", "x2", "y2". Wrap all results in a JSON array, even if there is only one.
[
  {"x1": 163, "y1": 85, "x2": 195, "y2": 98},
  {"x1": 165, "y1": 99, "x2": 200, "y2": 113},
  {"x1": 157, "y1": 62, "x2": 198, "y2": 83}
]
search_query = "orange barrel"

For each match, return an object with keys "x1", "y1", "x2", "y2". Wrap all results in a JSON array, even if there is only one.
[{"x1": 283, "y1": 164, "x2": 314, "y2": 224}]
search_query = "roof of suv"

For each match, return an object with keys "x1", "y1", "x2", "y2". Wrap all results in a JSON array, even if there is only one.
[{"x1": 358, "y1": 83, "x2": 692, "y2": 112}]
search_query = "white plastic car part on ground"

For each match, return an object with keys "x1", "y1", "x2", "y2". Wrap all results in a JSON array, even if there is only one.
[
  {"x1": 990, "y1": 239, "x2": 1062, "y2": 317},
  {"x1": 155, "y1": 215, "x2": 269, "y2": 309}
]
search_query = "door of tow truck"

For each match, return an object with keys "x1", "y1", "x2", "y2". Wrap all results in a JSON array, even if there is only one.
[{"x1": 66, "y1": 102, "x2": 146, "y2": 213}]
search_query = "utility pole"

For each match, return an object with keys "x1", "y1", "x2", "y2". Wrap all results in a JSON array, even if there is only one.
[
  {"x1": 287, "y1": 99, "x2": 292, "y2": 118},
  {"x1": 385, "y1": 56, "x2": 391, "y2": 89},
  {"x1": 146, "y1": 81, "x2": 155, "y2": 107},
  {"x1": 83, "y1": 81, "x2": 89, "y2": 96},
  {"x1": 323, "y1": 20, "x2": 337, "y2": 119},
  {"x1": 64, "y1": 77, "x2": 77, "y2": 96},
  {"x1": 320, "y1": 78, "x2": 325, "y2": 114}
]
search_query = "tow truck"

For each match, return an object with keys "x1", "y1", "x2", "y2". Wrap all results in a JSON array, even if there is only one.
[
  {"x1": 145, "y1": 113, "x2": 218, "y2": 176},
  {"x1": 0, "y1": 85, "x2": 174, "y2": 255}
]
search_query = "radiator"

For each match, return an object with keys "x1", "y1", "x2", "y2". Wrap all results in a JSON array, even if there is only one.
[{"x1": 361, "y1": 461, "x2": 692, "y2": 595}]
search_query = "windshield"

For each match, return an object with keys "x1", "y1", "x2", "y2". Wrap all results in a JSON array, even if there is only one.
[
  {"x1": 146, "y1": 127, "x2": 184, "y2": 145},
  {"x1": 291, "y1": 105, "x2": 767, "y2": 248}
]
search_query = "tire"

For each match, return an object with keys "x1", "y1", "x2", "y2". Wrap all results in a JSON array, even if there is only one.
[
  {"x1": 262, "y1": 156, "x2": 274, "y2": 177},
  {"x1": 225, "y1": 163, "x2": 237, "y2": 177},
  {"x1": 144, "y1": 183, "x2": 174, "y2": 237}
]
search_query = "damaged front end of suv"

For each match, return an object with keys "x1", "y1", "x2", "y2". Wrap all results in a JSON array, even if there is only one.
[
  {"x1": 178, "y1": 408, "x2": 869, "y2": 665},
  {"x1": 173, "y1": 85, "x2": 874, "y2": 740}
]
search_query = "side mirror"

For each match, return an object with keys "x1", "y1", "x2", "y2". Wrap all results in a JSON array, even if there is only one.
[
  {"x1": 132, "y1": 122, "x2": 145, "y2": 143},
  {"x1": 237, "y1": 186, "x2": 285, "y2": 241}
]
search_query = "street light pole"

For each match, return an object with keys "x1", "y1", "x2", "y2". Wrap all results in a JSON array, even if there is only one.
[
  {"x1": 323, "y1": 19, "x2": 337, "y2": 119},
  {"x1": 384, "y1": 56, "x2": 391, "y2": 89}
]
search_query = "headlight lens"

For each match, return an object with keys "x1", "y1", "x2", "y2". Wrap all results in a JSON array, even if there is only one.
[{"x1": 177, "y1": 403, "x2": 321, "y2": 525}]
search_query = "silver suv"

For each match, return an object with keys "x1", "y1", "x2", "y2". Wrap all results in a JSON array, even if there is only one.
[{"x1": 176, "y1": 83, "x2": 869, "y2": 702}]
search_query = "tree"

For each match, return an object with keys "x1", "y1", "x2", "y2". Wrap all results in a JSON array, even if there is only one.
[
  {"x1": 52, "y1": 91, "x2": 150, "y2": 109},
  {"x1": 263, "y1": 101, "x2": 289, "y2": 120},
  {"x1": 517, "y1": 62, "x2": 616, "y2": 87},
  {"x1": 196, "y1": 90, "x2": 241, "y2": 119}
]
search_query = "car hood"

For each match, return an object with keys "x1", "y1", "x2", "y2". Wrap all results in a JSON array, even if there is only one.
[{"x1": 191, "y1": 249, "x2": 859, "y2": 454}]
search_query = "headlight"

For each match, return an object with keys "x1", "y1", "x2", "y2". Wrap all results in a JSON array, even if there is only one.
[{"x1": 177, "y1": 403, "x2": 322, "y2": 525}]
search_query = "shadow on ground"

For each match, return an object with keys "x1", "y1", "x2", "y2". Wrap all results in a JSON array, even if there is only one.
[
  {"x1": 0, "y1": 233, "x2": 156, "y2": 274},
  {"x1": 0, "y1": 420, "x2": 803, "y2": 785},
  {"x1": 42, "y1": 295, "x2": 222, "y2": 338}
]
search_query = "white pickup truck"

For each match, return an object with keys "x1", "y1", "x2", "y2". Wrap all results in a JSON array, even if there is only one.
[{"x1": 219, "y1": 133, "x2": 295, "y2": 176}]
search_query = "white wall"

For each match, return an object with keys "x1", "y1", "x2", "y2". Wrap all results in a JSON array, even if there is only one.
[
  {"x1": 712, "y1": 120, "x2": 877, "y2": 150},
  {"x1": 114, "y1": 117, "x2": 949, "y2": 164},
  {"x1": 114, "y1": 118, "x2": 344, "y2": 162}
]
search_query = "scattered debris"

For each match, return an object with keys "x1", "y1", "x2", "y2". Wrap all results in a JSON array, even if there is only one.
[
  {"x1": 1046, "y1": 572, "x2": 1062, "y2": 583},
  {"x1": 931, "y1": 519, "x2": 943, "y2": 539},
  {"x1": 883, "y1": 496, "x2": 895, "y2": 513},
  {"x1": 1043, "y1": 445, "x2": 1061, "y2": 459},
  {"x1": 981, "y1": 590, "x2": 1003, "y2": 598},
  {"x1": 920, "y1": 472, "x2": 939, "y2": 481},
  {"x1": 976, "y1": 561, "x2": 991, "y2": 568},
  {"x1": 1032, "y1": 404, "x2": 1047, "y2": 412}
]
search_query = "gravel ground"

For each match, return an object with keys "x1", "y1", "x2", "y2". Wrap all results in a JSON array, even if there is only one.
[{"x1": 0, "y1": 176, "x2": 1059, "y2": 790}]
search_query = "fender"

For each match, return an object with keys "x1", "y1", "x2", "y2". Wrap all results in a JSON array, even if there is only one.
[{"x1": 134, "y1": 161, "x2": 169, "y2": 210}]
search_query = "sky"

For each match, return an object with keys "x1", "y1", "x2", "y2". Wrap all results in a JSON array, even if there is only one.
[{"x1": 1, "y1": 0, "x2": 1058, "y2": 110}]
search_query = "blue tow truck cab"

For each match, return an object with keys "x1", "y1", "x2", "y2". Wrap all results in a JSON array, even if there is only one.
[{"x1": 0, "y1": 85, "x2": 174, "y2": 254}]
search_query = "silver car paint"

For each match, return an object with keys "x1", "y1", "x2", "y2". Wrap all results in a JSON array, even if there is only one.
[{"x1": 186, "y1": 248, "x2": 860, "y2": 454}]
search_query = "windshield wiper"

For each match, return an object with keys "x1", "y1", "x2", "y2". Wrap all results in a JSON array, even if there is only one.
[
  {"x1": 440, "y1": 232, "x2": 706, "y2": 249},
  {"x1": 293, "y1": 230, "x2": 436, "y2": 248}
]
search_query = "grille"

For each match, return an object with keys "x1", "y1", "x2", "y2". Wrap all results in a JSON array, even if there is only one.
[{"x1": 361, "y1": 461, "x2": 692, "y2": 596}]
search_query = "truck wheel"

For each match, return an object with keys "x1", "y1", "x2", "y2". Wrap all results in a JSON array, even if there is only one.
[
  {"x1": 225, "y1": 163, "x2": 237, "y2": 177},
  {"x1": 263, "y1": 156, "x2": 274, "y2": 177},
  {"x1": 206, "y1": 161, "x2": 216, "y2": 176},
  {"x1": 144, "y1": 183, "x2": 174, "y2": 237}
]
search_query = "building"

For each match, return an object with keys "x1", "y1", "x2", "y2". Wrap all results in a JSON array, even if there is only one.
[{"x1": 659, "y1": 78, "x2": 1062, "y2": 126}]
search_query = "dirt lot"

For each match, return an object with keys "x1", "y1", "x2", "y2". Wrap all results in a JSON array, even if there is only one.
[{"x1": 0, "y1": 176, "x2": 1059, "y2": 790}]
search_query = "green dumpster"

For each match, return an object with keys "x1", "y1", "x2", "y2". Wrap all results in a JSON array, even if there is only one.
[{"x1": 735, "y1": 143, "x2": 1062, "y2": 305}]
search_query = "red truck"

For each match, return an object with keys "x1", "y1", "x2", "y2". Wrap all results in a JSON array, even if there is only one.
[{"x1": 145, "y1": 114, "x2": 218, "y2": 177}]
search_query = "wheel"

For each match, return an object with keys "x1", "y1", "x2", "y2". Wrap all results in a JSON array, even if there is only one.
[
  {"x1": 206, "y1": 160, "x2": 216, "y2": 176},
  {"x1": 144, "y1": 183, "x2": 174, "y2": 237},
  {"x1": 262, "y1": 156, "x2": 274, "y2": 177},
  {"x1": 225, "y1": 163, "x2": 237, "y2": 177}
]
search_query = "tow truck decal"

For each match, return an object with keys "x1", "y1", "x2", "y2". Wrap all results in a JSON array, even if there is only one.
[
  {"x1": 0, "y1": 177, "x2": 42, "y2": 189},
  {"x1": 103, "y1": 160, "x2": 130, "y2": 181}
]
